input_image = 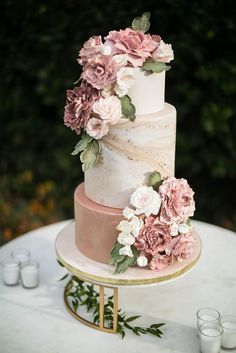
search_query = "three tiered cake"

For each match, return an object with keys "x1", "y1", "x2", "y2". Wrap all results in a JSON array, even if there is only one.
[{"x1": 64, "y1": 13, "x2": 197, "y2": 274}]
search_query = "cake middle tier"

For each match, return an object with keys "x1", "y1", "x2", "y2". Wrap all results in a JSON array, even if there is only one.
[{"x1": 85, "y1": 103, "x2": 176, "y2": 209}]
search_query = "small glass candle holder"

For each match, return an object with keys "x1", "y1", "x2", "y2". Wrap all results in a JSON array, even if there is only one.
[
  {"x1": 11, "y1": 248, "x2": 30, "y2": 265},
  {"x1": 1, "y1": 258, "x2": 20, "y2": 286},
  {"x1": 199, "y1": 322, "x2": 223, "y2": 353},
  {"x1": 20, "y1": 260, "x2": 39, "y2": 289},
  {"x1": 197, "y1": 308, "x2": 221, "y2": 329},
  {"x1": 220, "y1": 315, "x2": 236, "y2": 349}
]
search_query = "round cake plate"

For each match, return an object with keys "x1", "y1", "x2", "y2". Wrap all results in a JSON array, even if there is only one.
[{"x1": 55, "y1": 221, "x2": 202, "y2": 288}]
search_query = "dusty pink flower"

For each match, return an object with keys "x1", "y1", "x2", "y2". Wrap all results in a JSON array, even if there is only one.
[
  {"x1": 81, "y1": 55, "x2": 117, "y2": 89},
  {"x1": 150, "y1": 254, "x2": 170, "y2": 271},
  {"x1": 105, "y1": 28, "x2": 158, "y2": 67},
  {"x1": 171, "y1": 234, "x2": 195, "y2": 262},
  {"x1": 152, "y1": 40, "x2": 174, "y2": 63},
  {"x1": 134, "y1": 216, "x2": 172, "y2": 255},
  {"x1": 78, "y1": 36, "x2": 103, "y2": 65},
  {"x1": 64, "y1": 83, "x2": 100, "y2": 134},
  {"x1": 159, "y1": 177, "x2": 195, "y2": 224},
  {"x1": 85, "y1": 116, "x2": 108, "y2": 139}
]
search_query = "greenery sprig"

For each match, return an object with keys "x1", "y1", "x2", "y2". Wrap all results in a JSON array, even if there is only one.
[{"x1": 64, "y1": 275, "x2": 165, "y2": 339}]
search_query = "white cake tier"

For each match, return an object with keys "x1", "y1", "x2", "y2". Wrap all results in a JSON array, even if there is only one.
[
  {"x1": 128, "y1": 69, "x2": 165, "y2": 115},
  {"x1": 85, "y1": 103, "x2": 176, "y2": 208}
]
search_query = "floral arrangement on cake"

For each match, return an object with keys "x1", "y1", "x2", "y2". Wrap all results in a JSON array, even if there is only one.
[
  {"x1": 110, "y1": 171, "x2": 196, "y2": 273},
  {"x1": 63, "y1": 13, "x2": 174, "y2": 171}
]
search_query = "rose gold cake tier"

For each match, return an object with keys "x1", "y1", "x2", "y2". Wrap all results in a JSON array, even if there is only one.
[
  {"x1": 55, "y1": 221, "x2": 202, "y2": 287},
  {"x1": 74, "y1": 183, "x2": 123, "y2": 263}
]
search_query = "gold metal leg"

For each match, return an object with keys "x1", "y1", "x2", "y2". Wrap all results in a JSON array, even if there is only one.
[{"x1": 64, "y1": 279, "x2": 118, "y2": 333}]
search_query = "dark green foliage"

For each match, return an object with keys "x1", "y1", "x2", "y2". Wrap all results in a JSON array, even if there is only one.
[{"x1": 1, "y1": 1, "x2": 236, "y2": 244}]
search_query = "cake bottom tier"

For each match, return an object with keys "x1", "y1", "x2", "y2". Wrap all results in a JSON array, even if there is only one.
[{"x1": 74, "y1": 183, "x2": 123, "y2": 263}]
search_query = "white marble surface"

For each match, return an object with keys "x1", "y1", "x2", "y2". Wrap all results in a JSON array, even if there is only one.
[{"x1": 0, "y1": 220, "x2": 236, "y2": 353}]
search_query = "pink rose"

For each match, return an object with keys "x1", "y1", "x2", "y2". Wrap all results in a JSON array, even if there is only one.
[
  {"x1": 159, "y1": 177, "x2": 195, "y2": 224},
  {"x1": 171, "y1": 234, "x2": 195, "y2": 262},
  {"x1": 78, "y1": 36, "x2": 103, "y2": 64},
  {"x1": 64, "y1": 83, "x2": 100, "y2": 134},
  {"x1": 85, "y1": 117, "x2": 108, "y2": 140},
  {"x1": 105, "y1": 28, "x2": 158, "y2": 67},
  {"x1": 134, "y1": 216, "x2": 172, "y2": 255},
  {"x1": 92, "y1": 96, "x2": 122, "y2": 125},
  {"x1": 81, "y1": 55, "x2": 117, "y2": 90},
  {"x1": 152, "y1": 40, "x2": 174, "y2": 63},
  {"x1": 150, "y1": 254, "x2": 170, "y2": 271}
]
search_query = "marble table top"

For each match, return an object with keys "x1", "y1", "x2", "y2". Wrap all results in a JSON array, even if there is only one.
[{"x1": 0, "y1": 220, "x2": 236, "y2": 353}]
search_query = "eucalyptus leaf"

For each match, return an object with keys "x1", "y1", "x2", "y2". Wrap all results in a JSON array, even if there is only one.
[
  {"x1": 142, "y1": 59, "x2": 171, "y2": 73},
  {"x1": 110, "y1": 242, "x2": 124, "y2": 264},
  {"x1": 71, "y1": 132, "x2": 92, "y2": 155},
  {"x1": 131, "y1": 12, "x2": 151, "y2": 33},
  {"x1": 80, "y1": 139, "x2": 100, "y2": 171},
  {"x1": 149, "y1": 170, "x2": 162, "y2": 189},
  {"x1": 119, "y1": 95, "x2": 136, "y2": 121},
  {"x1": 114, "y1": 247, "x2": 138, "y2": 274}
]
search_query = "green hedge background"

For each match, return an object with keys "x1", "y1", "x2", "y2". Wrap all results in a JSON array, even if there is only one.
[{"x1": 1, "y1": 0, "x2": 236, "y2": 244}]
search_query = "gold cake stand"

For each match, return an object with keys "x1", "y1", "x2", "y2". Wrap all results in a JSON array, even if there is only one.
[{"x1": 55, "y1": 221, "x2": 202, "y2": 333}]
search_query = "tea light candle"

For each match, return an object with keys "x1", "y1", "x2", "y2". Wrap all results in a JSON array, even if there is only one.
[
  {"x1": 1, "y1": 259, "x2": 20, "y2": 286},
  {"x1": 199, "y1": 322, "x2": 223, "y2": 353},
  {"x1": 20, "y1": 260, "x2": 39, "y2": 289},
  {"x1": 11, "y1": 248, "x2": 30, "y2": 265},
  {"x1": 197, "y1": 308, "x2": 220, "y2": 328},
  {"x1": 220, "y1": 315, "x2": 236, "y2": 349}
]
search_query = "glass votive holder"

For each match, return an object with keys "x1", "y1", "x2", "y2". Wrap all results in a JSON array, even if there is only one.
[
  {"x1": 11, "y1": 248, "x2": 30, "y2": 265},
  {"x1": 20, "y1": 260, "x2": 39, "y2": 289},
  {"x1": 220, "y1": 315, "x2": 236, "y2": 349},
  {"x1": 1, "y1": 258, "x2": 20, "y2": 286},
  {"x1": 197, "y1": 307, "x2": 221, "y2": 329},
  {"x1": 199, "y1": 321, "x2": 223, "y2": 353}
]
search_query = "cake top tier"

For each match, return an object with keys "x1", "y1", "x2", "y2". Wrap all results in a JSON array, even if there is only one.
[{"x1": 64, "y1": 13, "x2": 174, "y2": 171}]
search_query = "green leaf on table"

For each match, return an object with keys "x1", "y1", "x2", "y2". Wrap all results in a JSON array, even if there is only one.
[
  {"x1": 59, "y1": 273, "x2": 69, "y2": 281},
  {"x1": 126, "y1": 315, "x2": 141, "y2": 322},
  {"x1": 71, "y1": 132, "x2": 92, "y2": 155},
  {"x1": 57, "y1": 259, "x2": 65, "y2": 267},
  {"x1": 149, "y1": 170, "x2": 162, "y2": 189},
  {"x1": 119, "y1": 95, "x2": 136, "y2": 121},
  {"x1": 80, "y1": 139, "x2": 100, "y2": 171},
  {"x1": 142, "y1": 59, "x2": 171, "y2": 74},
  {"x1": 131, "y1": 12, "x2": 151, "y2": 33}
]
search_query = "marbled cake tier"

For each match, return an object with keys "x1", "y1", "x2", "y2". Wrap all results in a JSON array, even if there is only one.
[
  {"x1": 85, "y1": 103, "x2": 176, "y2": 208},
  {"x1": 74, "y1": 183, "x2": 123, "y2": 263}
]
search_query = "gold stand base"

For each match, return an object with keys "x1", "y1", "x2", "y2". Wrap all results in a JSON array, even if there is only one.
[{"x1": 64, "y1": 279, "x2": 118, "y2": 333}]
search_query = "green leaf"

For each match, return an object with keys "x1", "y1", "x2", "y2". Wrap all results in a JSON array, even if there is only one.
[
  {"x1": 119, "y1": 95, "x2": 136, "y2": 121},
  {"x1": 80, "y1": 139, "x2": 100, "y2": 171},
  {"x1": 131, "y1": 12, "x2": 151, "y2": 33},
  {"x1": 110, "y1": 242, "x2": 124, "y2": 265},
  {"x1": 126, "y1": 315, "x2": 141, "y2": 322},
  {"x1": 56, "y1": 259, "x2": 65, "y2": 267},
  {"x1": 149, "y1": 171, "x2": 162, "y2": 189},
  {"x1": 142, "y1": 59, "x2": 171, "y2": 73},
  {"x1": 71, "y1": 132, "x2": 92, "y2": 155},
  {"x1": 59, "y1": 273, "x2": 69, "y2": 281},
  {"x1": 114, "y1": 247, "x2": 138, "y2": 274},
  {"x1": 72, "y1": 299, "x2": 79, "y2": 312}
]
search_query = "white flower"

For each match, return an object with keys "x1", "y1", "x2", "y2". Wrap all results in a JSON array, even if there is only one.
[
  {"x1": 117, "y1": 232, "x2": 135, "y2": 246},
  {"x1": 119, "y1": 245, "x2": 133, "y2": 257},
  {"x1": 100, "y1": 44, "x2": 112, "y2": 56},
  {"x1": 137, "y1": 255, "x2": 148, "y2": 267},
  {"x1": 129, "y1": 216, "x2": 143, "y2": 237},
  {"x1": 85, "y1": 117, "x2": 108, "y2": 140},
  {"x1": 170, "y1": 222, "x2": 179, "y2": 236},
  {"x1": 116, "y1": 220, "x2": 132, "y2": 234},
  {"x1": 92, "y1": 96, "x2": 122, "y2": 125},
  {"x1": 178, "y1": 223, "x2": 190, "y2": 234},
  {"x1": 130, "y1": 186, "x2": 161, "y2": 217},
  {"x1": 123, "y1": 207, "x2": 135, "y2": 220},
  {"x1": 113, "y1": 54, "x2": 128, "y2": 67},
  {"x1": 114, "y1": 67, "x2": 136, "y2": 97},
  {"x1": 101, "y1": 88, "x2": 112, "y2": 98},
  {"x1": 152, "y1": 40, "x2": 174, "y2": 63}
]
